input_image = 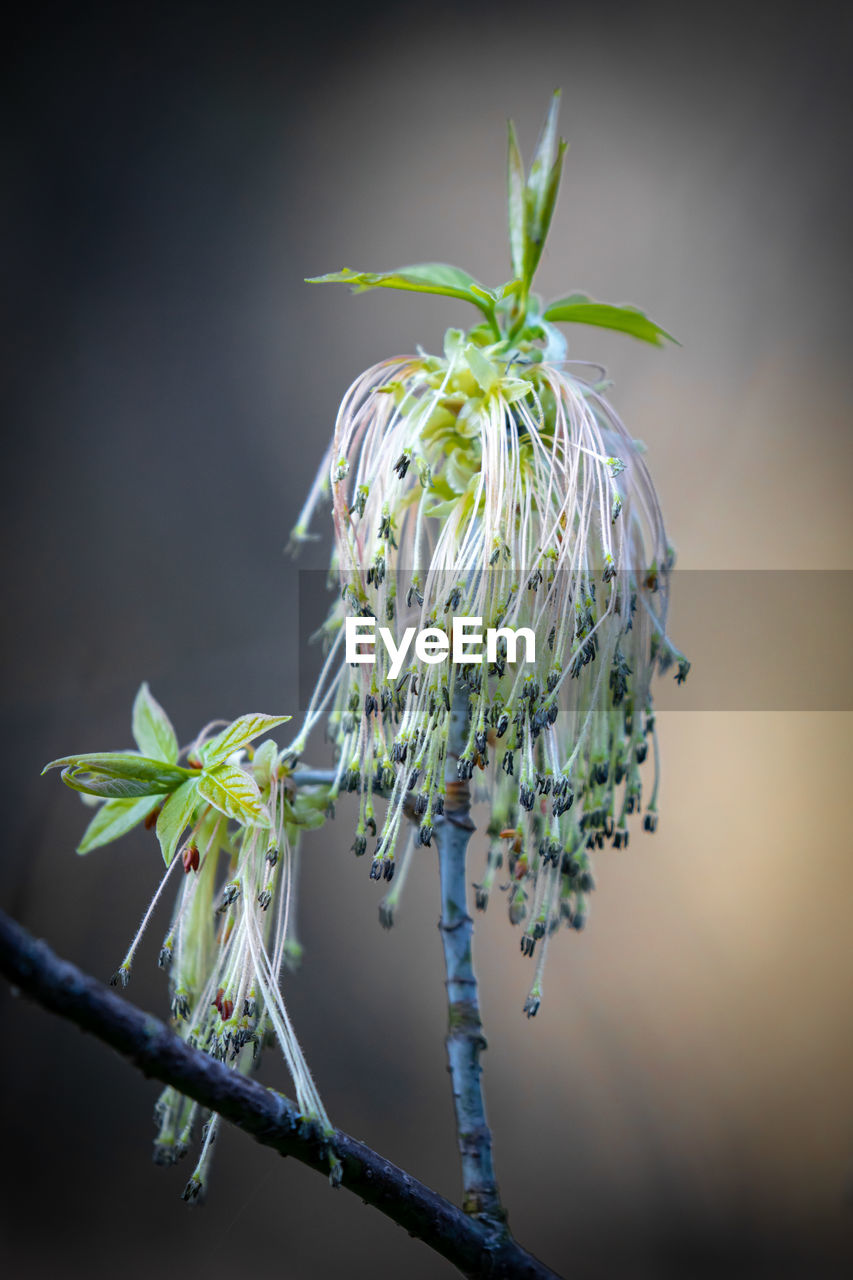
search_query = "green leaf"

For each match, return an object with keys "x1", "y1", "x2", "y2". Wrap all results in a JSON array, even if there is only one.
[
  {"x1": 44, "y1": 752, "x2": 192, "y2": 798},
  {"x1": 527, "y1": 142, "x2": 567, "y2": 282},
  {"x1": 198, "y1": 764, "x2": 269, "y2": 826},
  {"x1": 156, "y1": 778, "x2": 200, "y2": 866},
  {"x1": 306, "y1": 264, "x2": 497, "y2": 320},
  {"x1": 201, "y1": 714, "x2": 291, "y2": 768},
  {"x1": 527, "y1": 90, "x2": 562, "y2": 214},
  {"x1": 542, "y1": 295, "x2": 678, "y2": 346},
  {"x1": 521, "y1": 92, "x2": 567, "y2": 288},
  {"x1": 132, "y1": 682, "x2": 178, "y2": 764},
  {"x1": 77, "y1": 796, "x2": 157, "y2": 854},
  {"x1": 507, "y1": 120, "x2": 526, "y2": 281}
]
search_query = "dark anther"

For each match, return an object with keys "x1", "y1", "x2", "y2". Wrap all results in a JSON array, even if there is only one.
[{"x1": 552, "y1": 790, "x2": 574, "y2": 817}]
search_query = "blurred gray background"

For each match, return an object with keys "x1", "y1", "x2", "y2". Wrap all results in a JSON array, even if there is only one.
[{"x1": 2, "y1": 1, "x2": 852, "y2": 1276}]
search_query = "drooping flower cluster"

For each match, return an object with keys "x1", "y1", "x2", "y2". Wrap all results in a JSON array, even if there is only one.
[
  {"x1": 289, "y1": 95, "x2": 688, "y2": 1013},
  {"x1": 43, "y1": 685, "x2": 336, "y2": 1194}
]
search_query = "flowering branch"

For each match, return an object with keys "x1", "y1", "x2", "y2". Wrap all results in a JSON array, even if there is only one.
[
  {"x1": 0, "y1": 908, "x2": 560, "y2": 1279},
  {"x1": 437, "y1": 685, "x2": 505, "y2": 1226}
]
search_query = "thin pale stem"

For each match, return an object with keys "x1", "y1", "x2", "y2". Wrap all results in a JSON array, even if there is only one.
[{"x1": 437, "y1": 683, "x2": 506, "y2": 1227}]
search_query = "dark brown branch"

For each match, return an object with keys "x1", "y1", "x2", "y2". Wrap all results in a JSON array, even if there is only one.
[{"x1": 0, "y1": 908, "x2": 561, "y2": 1279}]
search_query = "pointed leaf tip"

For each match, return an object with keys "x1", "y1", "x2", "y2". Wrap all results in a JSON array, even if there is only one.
[
  {"x1": 132, "y1": 682, "x2": 178, "y2": 764},
  {"x1": 519, "y1": 92, "x2": 568, "y2": 289},
  {"x1": 201, "y1": 713, "x2": 291, "y2": 768}
]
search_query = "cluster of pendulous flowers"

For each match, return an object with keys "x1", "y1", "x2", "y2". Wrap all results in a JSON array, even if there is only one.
[
  {"x1": 287, "y1": 93, "x2": 688, "y2": 1015},
  {"x1": 43, "y1": 687, "x2": 337, "y2": 1195}
]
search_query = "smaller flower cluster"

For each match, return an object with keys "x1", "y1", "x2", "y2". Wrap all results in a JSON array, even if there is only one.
[{"x1": 43, "y1": 683, "x2": 337, "y2": 1196}]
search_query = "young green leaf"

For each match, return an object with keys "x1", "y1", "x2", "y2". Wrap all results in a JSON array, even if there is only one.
[
  {"x1": 156, "y1": 777, "x2": 200, "y2": 866},
  {"x1": 305, "y1": 264, "x2": 498, "y2": 320},
  {"x1": 198, "y1": 764, "x2": 269, "y2": 826},
  {"x1": 521, "y1": 91, "x2": 567, "y2": 287},
  {"x1": 507, "y1": 120, "x2": 526, "y2": 281},
  {"x1": 76, "y1": 795, "x2": 158, "y2": 855},
  {"x1": 542, "y1": 294, "x2": 678, "y2": 346},
  {"x1": 201, "y1": 714, "x2": 291, "y2": 768},
  {"x1": 132, "y1": 682, "x2": 178, "y2": 764},
  {"x1": 527, "y1": 90, "x2": 562, "y2": 214},
  {"x1": 43, "y1": 752, "x2": 192, "y2": 797},
  {"x1": 526, "y1": 141, "x2": 567, "y2": 283}
]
